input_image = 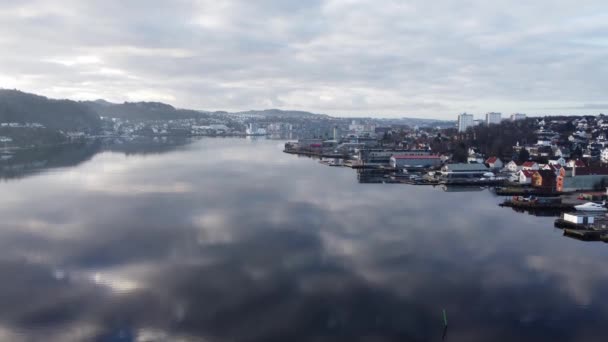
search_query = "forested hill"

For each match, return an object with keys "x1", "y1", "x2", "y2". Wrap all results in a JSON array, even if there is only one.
[
  {"x1": 83, "y1": 100, "x2": 209, "y2": 121},
  {"x1": 0, "y1": 89, "x2": 101, "y2": 132}
]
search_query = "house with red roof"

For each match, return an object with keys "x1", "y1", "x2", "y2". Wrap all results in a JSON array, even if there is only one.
[
  {"x1": 566, "y1": 159, "x2": 586, "y2": 168},
  {"x1": 518, "y1": 170, "x2": 535, "y2": 184},
  {"x1": 504, "y1": 160, "x2": 521, "y2": 173},
  {"x1": 485, "y1": 157, "x2": 503, "y2": 170},
  {"x1": 521, "y1": 161, "x2": 539, "y2": 171}
]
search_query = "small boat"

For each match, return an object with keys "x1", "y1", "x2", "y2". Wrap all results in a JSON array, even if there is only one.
[{"x1": 574, "y1": 202, "x2": 607, "y2": 212}]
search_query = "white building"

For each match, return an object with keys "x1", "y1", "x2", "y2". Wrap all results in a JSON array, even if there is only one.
[
  {"x1": 485, "y1": 112, "x2": 502, "y2": 125},
  {"x1": 601, "y1": 148, "x2": 608, "y2": 164},
  {"x1": 511, "y1": 113, "x2": 527, "y2": 121},
  {"x1": 348, "y1": 120, "x2": 376, "y2": 134},
  {"x1": 457, "y1": 113, "x2": 474, "y2": 133},
  {"x1": 389, "y1": 155, "x2": 442, "y2": 169},
  {"x1": 548, "y1": 157, "x2": 567, "y2": 167},
  {"x1": 504, "y1": 160, "x2": 521, "y2": 172},
  {"x1": 485, "y1": 157, "x2": 504, "y2": 170}
]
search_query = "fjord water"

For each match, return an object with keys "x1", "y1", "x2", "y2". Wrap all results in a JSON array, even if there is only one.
[{"x1": 0, "y1": 138, "x2": 607, "y2": 342}]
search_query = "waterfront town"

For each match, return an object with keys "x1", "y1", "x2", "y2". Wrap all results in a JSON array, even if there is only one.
[
  {"x1": 5, "y1": 97, "x2": 608, "y2": 243},
  {"x1": 284, "y1": 112, "x2": 608, "y2": 243}
]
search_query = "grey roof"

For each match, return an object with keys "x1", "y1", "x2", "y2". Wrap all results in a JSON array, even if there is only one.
[{"x1": 444, "y1": 163, "x2": 489, "y2": 172}]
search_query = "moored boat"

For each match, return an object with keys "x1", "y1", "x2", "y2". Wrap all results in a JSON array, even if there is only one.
[{"x1": 574, "y1": 202, "x2": 607, "y2": 212}]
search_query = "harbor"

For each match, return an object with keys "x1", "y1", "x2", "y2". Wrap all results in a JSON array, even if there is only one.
[{"x1": 283, "y1": 123, "x2": 608, "y2": 244}]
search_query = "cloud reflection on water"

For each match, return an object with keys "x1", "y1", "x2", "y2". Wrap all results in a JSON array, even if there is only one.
[{"x1": 0, "y1": 138, "x2": 606, "y2": 341}]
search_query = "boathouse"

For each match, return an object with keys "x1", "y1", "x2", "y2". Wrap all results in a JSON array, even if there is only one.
[{"x1": 441, "y1": 163, "x2": 490, "y2": 179}]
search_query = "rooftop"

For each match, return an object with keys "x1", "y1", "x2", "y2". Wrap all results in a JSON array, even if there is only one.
[{"x1": 392, "y1": 155, "x2": 441, "y2": 159}]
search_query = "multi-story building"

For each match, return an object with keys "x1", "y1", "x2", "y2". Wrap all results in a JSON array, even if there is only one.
[
  {"x1": 511, "y1": 113, "x2": 527, "y2": 121},
  {"x1": 457, "y1": 113, "x2": 474, "y2": 132},
  {"x1": 485, "y1": 112, "x2": 502, "y2": 125}
]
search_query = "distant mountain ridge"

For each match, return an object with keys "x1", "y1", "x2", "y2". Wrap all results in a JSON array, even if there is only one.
[
  {"x1": 0, "y1": 89, "x2": 454, "y2": 129},
  {"x1": 82, "y1": 100, "x2": 208, "y2": 121},
  {"x1": 233, "y1": 109, "x2": 330, "y2": 118},
  {"x1": 0, "y1": 89, "x2": 102, "y2": 132}
]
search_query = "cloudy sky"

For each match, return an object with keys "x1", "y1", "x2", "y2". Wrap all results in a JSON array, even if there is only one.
[{"x1": 0, "y1": 0, "x2": 607, "y2": 119}]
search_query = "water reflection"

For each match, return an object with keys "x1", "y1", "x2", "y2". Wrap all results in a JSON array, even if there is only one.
[
  {"x1": 0, "y1": 137, "x2": 192, "y2": 181},
  {"x1": 0, "y1": 138, "x2": 607, "y2": 341}
]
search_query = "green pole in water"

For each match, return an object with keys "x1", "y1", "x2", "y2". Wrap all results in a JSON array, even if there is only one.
[{"x1": 442, "y1": 309, "x2": 448, "y2": 327}]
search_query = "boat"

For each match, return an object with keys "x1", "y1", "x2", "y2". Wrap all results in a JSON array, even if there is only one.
[{"x1": 574, "y1": 202, "x2": 607, "y2": 212}]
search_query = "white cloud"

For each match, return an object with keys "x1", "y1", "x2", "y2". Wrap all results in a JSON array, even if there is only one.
[{"x1": 0, "y1": 0, "x2": 607, "y2": 118}]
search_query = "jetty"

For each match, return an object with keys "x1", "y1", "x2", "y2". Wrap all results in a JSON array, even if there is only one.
[
  {"x1": 563, "y1": 228, "x2": 608, "y2": 241},
  {"x1": 494, "y1": 187, "x2": 562, "y2": 197},
  {"x1": 500, "y1": 200, "x2": 574, "y2": 210}
]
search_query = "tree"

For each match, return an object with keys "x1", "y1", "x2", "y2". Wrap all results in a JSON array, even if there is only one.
[
  {"x1": 518, "y1": 148, "x2": 530, "y2": 162},
  {"x1": 572, "y1": 146, "x2": 583, "y2": 159},
  {"x1": 452, "y1": 142, "x2": 468, "y2": 163}
]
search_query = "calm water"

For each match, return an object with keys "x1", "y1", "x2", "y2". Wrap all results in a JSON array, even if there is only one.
[{"x1": 0, "y1": 138, "x2": 607, "y2": 342}]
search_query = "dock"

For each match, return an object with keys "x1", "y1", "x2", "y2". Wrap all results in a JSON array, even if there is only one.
[
  {"x1": 554, "y1": 219, "x2": 588, "y2": 230},
  {"x1": 500, "y1": 201, "x2": 575, "y2": 210},
  {"x1": 563, "y1": 228, "x2": 608, "y2": 241},
  {"x1": 283, "y1": 149, "x2": 346, "y2": 159},
  {"x1": 494, "y1": 187, "x2": 562, "y2": 197},
  {"x1": 440, "y1": 179, "x2": 505, "y2": 186}
]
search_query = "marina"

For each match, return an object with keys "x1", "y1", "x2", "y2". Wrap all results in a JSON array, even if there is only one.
[{"x1": 284, "y1": 135, "x2": 608, "y2": 244}]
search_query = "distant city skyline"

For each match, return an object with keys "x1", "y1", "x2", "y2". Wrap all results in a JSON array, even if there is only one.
[{"x1": 1, "y1": 1, "x2": 607, "y2": 119}]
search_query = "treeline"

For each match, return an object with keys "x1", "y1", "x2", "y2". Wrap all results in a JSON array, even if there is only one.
[
  {"x1": 465, "y1": 119, "x2": 538, "y2": 158},
  {"x1": 428, "y1": 119, "x2": 538, "y2": 162}
]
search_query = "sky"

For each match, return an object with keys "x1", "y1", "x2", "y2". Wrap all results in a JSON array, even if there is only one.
[{"x1": 0, "y1": 0, "x2": 607, "y2": 119}]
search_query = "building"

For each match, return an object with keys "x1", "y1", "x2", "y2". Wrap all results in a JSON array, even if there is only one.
[
  {"x1": 566, "y1": 159, "x2": 586, "y2": 169},
  {"x1": 457, "y1": 113, "x2": 474, "y2": 133},
  {"x1": 505, "y1": 160, "x2": 521, "y2": 173},
  {"x1": 547, "y1": 157, "x2": 567, "y2": 167},
  {"x1": 348, "y1": 120, "x2": 376, "y2": 134},
  {"x1": 511, "y1": 113, "x2": 527, "y2": 121},
  {"x1": 441, "y1": 163, "x2": 490, "y2": 179},
  {"x1": 563, "y1": 213, "x2": 595, "y2": 225},
  {"x1": 601, "y1": 148, "x2": 608, "y2": 163},
  {"x1": 485, "y1": 112, "x2": 502, "y2": 125},
  {"x1": 521, "y1": 161, "x2": 539, "y2": 171},
  {"x1": 357, "y1": 149, "x2": 429, "y2": 164},
  {"x1": 560, "y1": 168, "x2": 608, "y2": 191},
  {"x1": 518, "y1": 170, "x2": 535, "y2": 184},
  {"x1": 485, "y1": 157, "x2": 504, "y2": 170},
  {"x1": 532, "y1": 170, "x2": 561, "y2": 191},
  {"x1": 390, "y1": 155, "x2": 442, "y2": 169}
]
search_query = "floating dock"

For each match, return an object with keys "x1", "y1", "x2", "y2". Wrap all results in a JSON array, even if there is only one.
[
  {"x1": 494, "y1": 187, "x2": 562, "y2": 197},
  {"x1": 440, "y1": 179, "x2": 505, "y2": 186},
  {"x1": 554, "y1": 219, "x2": 588, "y2": 230},
  {"x1": 563, "y1": 228, "x2": 608, "y2": 241},
  {"x1": 500, "y1": 201, "x2": 575, "y2": 210}
]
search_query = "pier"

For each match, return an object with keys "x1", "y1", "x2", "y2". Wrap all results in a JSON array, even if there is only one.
[{"x1": 499, "y1": 200, "x2": 575, "y2": 210}]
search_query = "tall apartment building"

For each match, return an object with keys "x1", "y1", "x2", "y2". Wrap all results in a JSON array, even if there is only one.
[
  {"x1": 485, "y1": 112, "x2": 502, "y2": 125},
  {"x1": 511, "y1": 113, "x2": 527, "y2": 121},
  {"x1": 457, "y1": 113, "x2": 475, "y2": 132}
]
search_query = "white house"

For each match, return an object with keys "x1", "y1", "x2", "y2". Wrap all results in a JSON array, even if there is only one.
[
  {"x1": 518, "y1": 170, "x2": 535, "y2": 184},
  {"x1": 566, "y1": 159, "x2": 586, "y2": 169},
  {"x1": 485, "y1": 157, "x2": 503, "y2": 170},
  {"x1": 504, "y1": 160, "x2": 521, "y2": 173},
  {"x1": 602, "y1": 148, "x2": 608, "y2": 164},
  {"x1": 521, "y1": 161, "x2": 539, "y2": 171},
  {"x1": 548, "y1": 157, "x2": 566, "y2": 167}
]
